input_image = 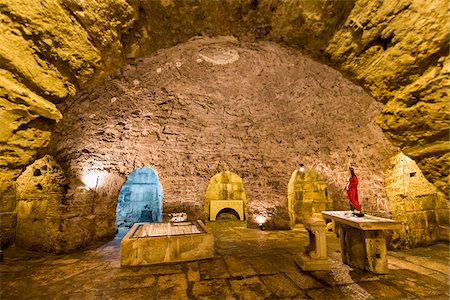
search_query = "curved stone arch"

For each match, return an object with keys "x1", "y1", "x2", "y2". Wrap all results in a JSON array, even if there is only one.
[
  {"x1": 287, "y1": 168, "x2": 333, "y2": 229},
  {"x1": 0, "y1": 0, "x2": 447, "y2": 197},
  {"x1": 205, "y1": 171, "x2": 247, "y2": 221},
  {"x1": 214, "y1": 207, "x2": 244, "y2": 221},
  {"x1": 116, "y1": 166, "x2": 163, "y2": 231},
  {"x1": 0, "y1": 0, "x2": 447, "y2": 253}
]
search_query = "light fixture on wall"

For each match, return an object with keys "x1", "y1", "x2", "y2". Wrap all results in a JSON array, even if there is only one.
[
  {"x1": 82, "y1": 169, "x2": 106, "y2": 190},
  {"x1": 83, "y1": 172, "x2": 99, "y2": 190},
  {"x1": 299, "y1": 163, "x2": 305, "y2": 173},
  {"x1": 255, "y1": 215, "x2": 266, "y2": 230}
]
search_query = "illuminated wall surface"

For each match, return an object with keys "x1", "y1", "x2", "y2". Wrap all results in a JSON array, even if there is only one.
[
  {"x1": 0, "y1": 0, "x2": 448, "y2": 252},
  {"x1": 205, "y1": 171, "x2": 247, "y2": 221},
  {"x1": 287, "y1": 169, "x2": 333, "y2": 228},
  {"x1": 116, "y1": 167, "x2": 163, "y2": 229}
]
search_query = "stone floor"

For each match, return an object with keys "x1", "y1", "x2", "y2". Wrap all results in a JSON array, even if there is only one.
[{"x1": 0, "y1": 221, "x2": 449, "y2": 299}]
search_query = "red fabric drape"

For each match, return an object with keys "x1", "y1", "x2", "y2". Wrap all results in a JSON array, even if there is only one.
[{"x1": 346, "y1": 176, "x2": 361, "y2": 211}]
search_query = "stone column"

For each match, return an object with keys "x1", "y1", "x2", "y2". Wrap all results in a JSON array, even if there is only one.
[
  {"x1": 341, "y1": 225, "x2": 389, "y2": 274},
  {"x1": 295, "y1": 218, "x2": 330, "y2": 271}
]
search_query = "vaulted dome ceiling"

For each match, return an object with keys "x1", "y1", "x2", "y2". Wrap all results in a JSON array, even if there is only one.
[{"x1": 1, "y1": 0, "x2": 448, "y2": 197}]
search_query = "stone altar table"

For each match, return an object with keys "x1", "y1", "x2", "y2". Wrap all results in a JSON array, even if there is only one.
[
  {"x1": 322, "y1": 211, "x2": 402, "y2": 274},
  {"x1": 121, "y1": 220, "x2": 214, "y2": 266}
]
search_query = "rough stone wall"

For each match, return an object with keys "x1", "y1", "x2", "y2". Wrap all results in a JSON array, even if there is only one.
[
  {"x1": 0, "y1": 0, "x2": 137, "y2": 191},
  {"x1": 325, "y1": 0, "x2": 449, "y2": 194},
  {"x1": 15, "y1": 155, "x2": 67, "y2": 252},
  {"x1": 0, "y1": 0, "x2": 448, "y2": 249},
  {"x1": 0, "y1": 0, "x2": 447, "y2": 195},
  {"x1": 385, "y1": 152, "x2": 449, "y2": 248},
  {"x1": 205, "y1": 171, "x2": 247, "y2": 220},
  {"x1": 0, "y1": 186, "x2": 16, "y2": 248},
  {"x1": 47, "y1": 38, "x2": 397, "y2": 249},
  {"x1": 287, "y1": 169, "x2": 333, "y2": 228}
]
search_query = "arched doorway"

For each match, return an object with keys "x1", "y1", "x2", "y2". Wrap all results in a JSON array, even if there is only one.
[
  {"x1": 205, "y1": 171, "x2": 246, "y2": 221},
  {"x1": 116, "y1": 167, "x2": 163, "y2": 235},
  {"x1": 287, "y1": 168, "x2": 332, "y2": 228}
]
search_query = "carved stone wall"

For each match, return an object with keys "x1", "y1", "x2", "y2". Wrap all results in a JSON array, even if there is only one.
[
  {"x1": 15, "y1": 155, "x2": 67, "y2": 252},
  {"x1": 287, "y1": 169, "x2": 333, "y2": 228},
  {"x1": 0, "y1": 0, "x2": 447, "y2": 250},
  {"x1": 385, "y1": 152, "x2": 449, "y2": 248},
  {"x1": 44, "y1": 38, "x2": 397, "y2": 249}
]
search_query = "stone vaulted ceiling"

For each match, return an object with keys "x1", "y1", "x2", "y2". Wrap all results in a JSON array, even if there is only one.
[{"x1": 0, "y1": 0, "x2": 448, "y2": 196}]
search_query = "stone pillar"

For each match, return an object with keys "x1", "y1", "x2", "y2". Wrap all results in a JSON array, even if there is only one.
[
  {"x1": 340, "y1": 224, "x2": 389, "y2": 274},
  {"x1": 295, "y1": 218, "x2": 330, "y2": 271}
]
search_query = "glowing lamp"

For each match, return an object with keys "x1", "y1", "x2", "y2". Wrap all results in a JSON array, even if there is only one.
[
  {"x1": 82, "y1": 171, "x2": 105, "y2": 189},
  {"x1": 299, "y1": 163, "x2": 305, "y2": 173},
  {"x1": 255, "y1": 215, "x2": 266, "y2": 230},
  {"x1": 255, "y1": 215, "x2": 266, "y2": 225}
]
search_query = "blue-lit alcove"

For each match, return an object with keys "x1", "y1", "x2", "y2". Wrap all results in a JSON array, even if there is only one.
[{"x1": 116, "y1": 166, "x2": 163, "y2": 235}]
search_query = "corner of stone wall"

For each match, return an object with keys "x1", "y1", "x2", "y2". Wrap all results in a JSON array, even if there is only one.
[
  {"x1": 0, "y1": 185, "x2": 17, "y2": 248},
  {"x1": 385, "y1": 152, "x2": 448, "y2": 249},
  {"x1": 15, "y1": 155, "x2": 68, "y2": 252}
]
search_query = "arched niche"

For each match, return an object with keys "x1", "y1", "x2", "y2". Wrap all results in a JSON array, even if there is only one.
[
  {"x1": 116, "y1": 167, "x2": 163, "y2": 233},
  {"x1": 287, "y1": 168, "x2": 332, "y2": 228},
  {"x1": 15, "y1": 155, "x2": 67, "y2": 252},
  {"x1": 385, "y1": 152, "x2": 449, "y2": 248},
  {"x1": 205, "y1": 171, "x2": 246, "y2": 221}
]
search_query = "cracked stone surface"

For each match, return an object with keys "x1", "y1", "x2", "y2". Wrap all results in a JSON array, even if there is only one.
[
  {"x1": 0, "y1": 221, "x2": 449, "y2": 300},
  {"x1": 0, "y1": 0, "x2": 448, "y2": 251},
  {"x1": 42, "y1": 37, "x2": 398, "y2": 250}
]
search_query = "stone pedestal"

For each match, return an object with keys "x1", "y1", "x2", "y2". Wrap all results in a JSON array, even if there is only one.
[
  {"x1": 296, "y1": 218, "x2": 331, "y2": 271},
  {"x1": 323, "y1": 211, "x2": 402, "y2": 274}
]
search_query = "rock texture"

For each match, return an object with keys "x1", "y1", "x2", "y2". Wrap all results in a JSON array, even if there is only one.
[
  {"x1": 287, "y1": 169, "x2": 333, "y2": 228},
  {"x1": 15, "y1": 155, "x2": 67, "y2": 252},
  {"x1": 45, "y1": 38, "x2": 397, "y2": 250},
  {"x1": 385, "y1": 152, "x2": 449, "y2": 248},
  {"x1": 0, "y1": 0, "x2": 448, "y2": 248}
]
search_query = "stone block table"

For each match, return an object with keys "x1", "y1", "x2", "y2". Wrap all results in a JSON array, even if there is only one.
[
  {"x1": 121, "y1": 220, "x2": 214, "y2": 266},
  {"x1": 322, "y1": 211, "x2": 402, "y2": 274}
]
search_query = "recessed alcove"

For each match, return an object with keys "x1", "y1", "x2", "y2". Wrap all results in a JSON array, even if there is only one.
[
  {"x1": 115, "y1": 166, "x2": 163, "y2": 236},
  {"x1": 4, "y1": 35, "x2": 444, "y2": 252},
  {"x1": 216, "y1": 208, "x2": 241, "y2": 221},
  {"x1": 205, "y1": 171, "x2": 247, "y2": 222},
  {"x1": 287, "y1": 168, "x2": 333, "y2": 229}
]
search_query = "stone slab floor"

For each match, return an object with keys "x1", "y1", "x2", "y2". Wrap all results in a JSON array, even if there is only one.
[{"x1": 1, "y1": 221, "x2": 449, "y2": 299}]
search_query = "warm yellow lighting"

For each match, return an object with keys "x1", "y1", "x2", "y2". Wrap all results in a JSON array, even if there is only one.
[
  {"x1": 299, "y1": 163, "x2": 305, "y2": 173},
  {"x1": 255, "y1": 215, "x2": 266, "y2": 225},
  {"x1": 82, "y1": 170, "x2": 106, "y2": 189}
]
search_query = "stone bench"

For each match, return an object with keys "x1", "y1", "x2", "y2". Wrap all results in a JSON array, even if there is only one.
[{"x1": 322, "y1": 211, "x2": 402, "y2": 274}]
